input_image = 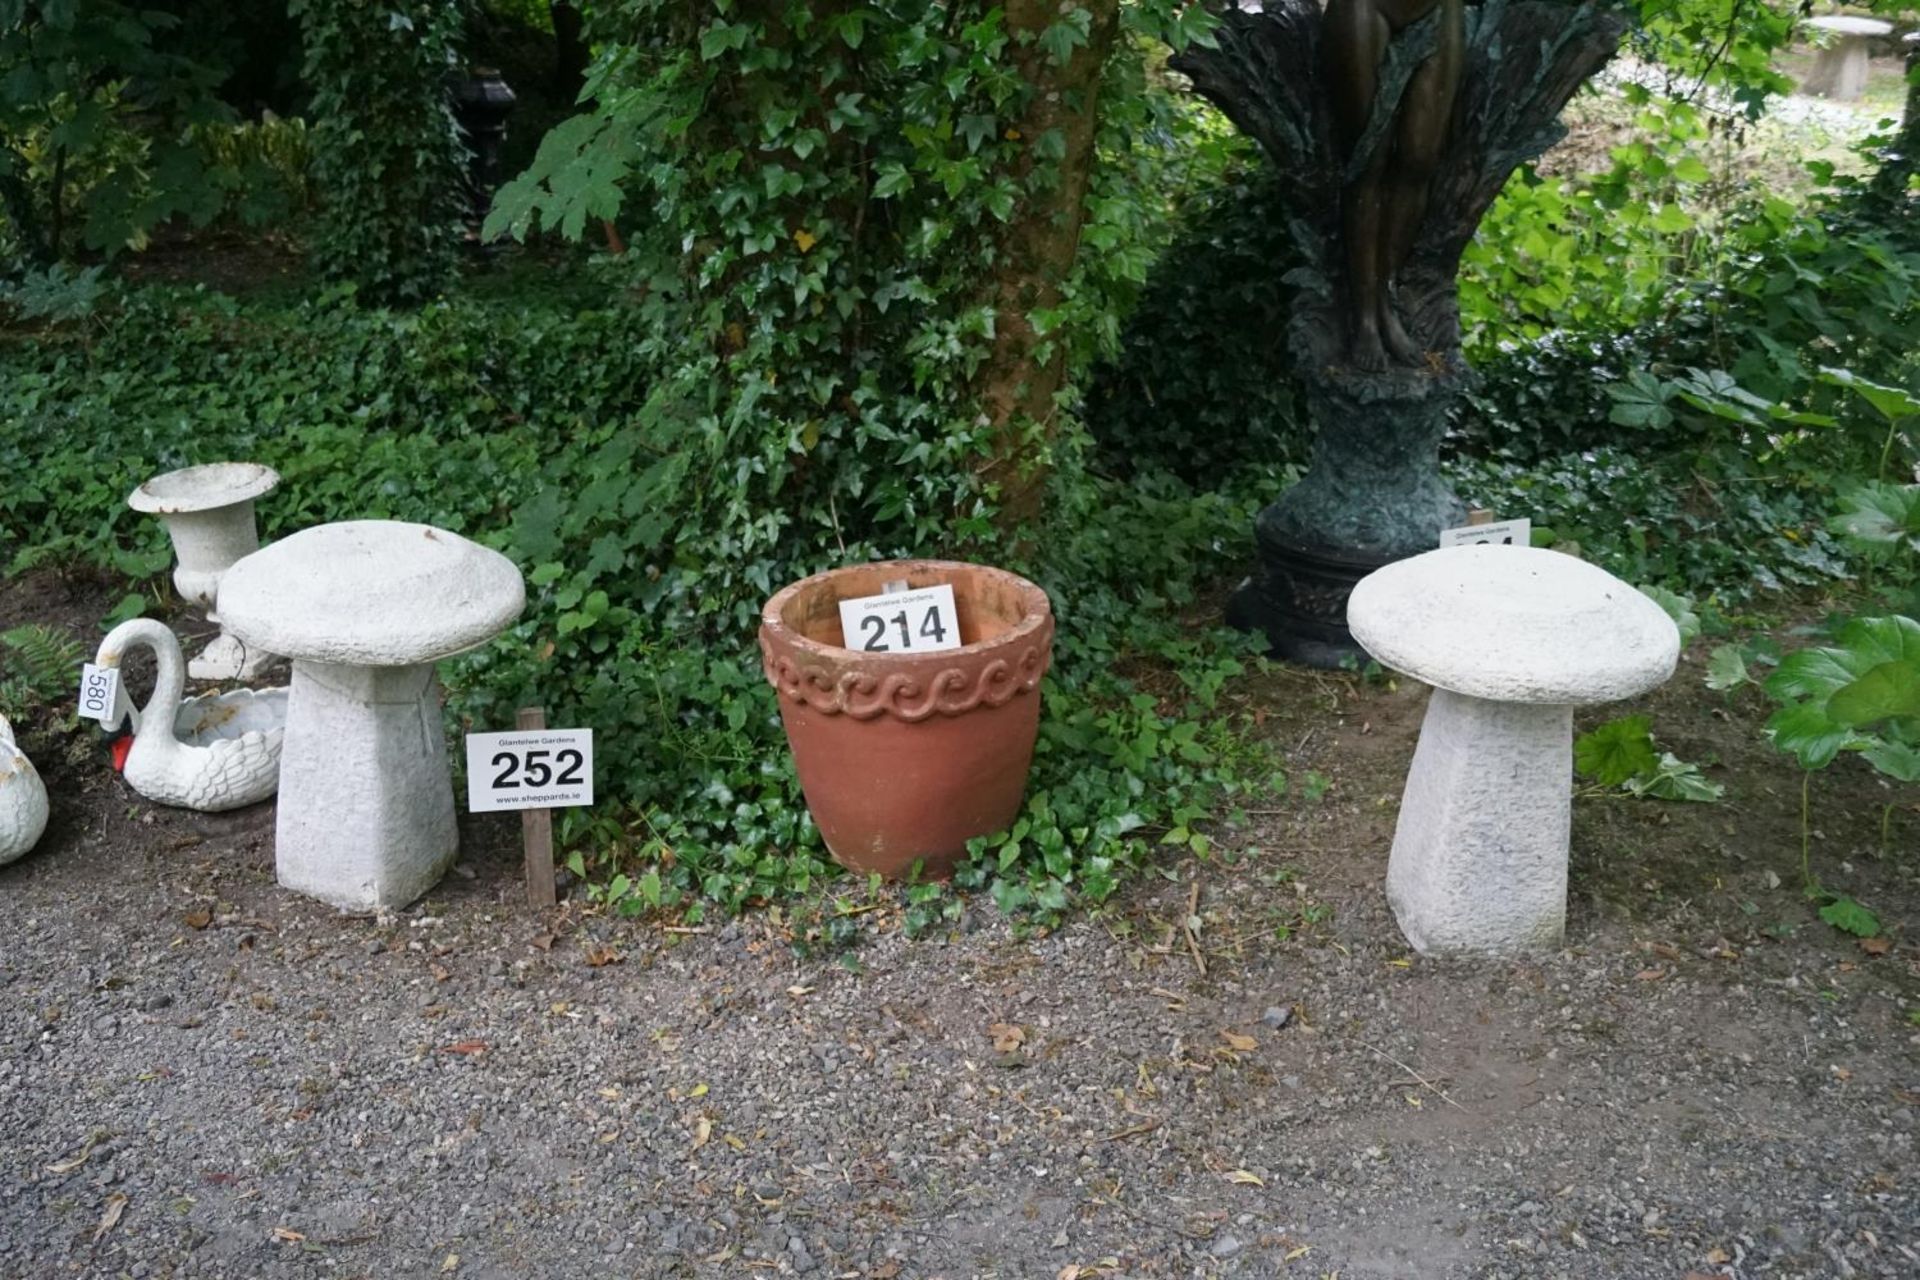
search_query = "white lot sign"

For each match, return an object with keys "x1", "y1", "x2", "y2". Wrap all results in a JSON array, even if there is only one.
[
  {"x1": 466, "y1": 728, "x2": 594, "y2": 813},
  {"x1": 1439, "y1": 517, "x2": 1532, "y2": 549},
  {"x1": 836, "y1": 583, "x2": 963, "y2": 654}
]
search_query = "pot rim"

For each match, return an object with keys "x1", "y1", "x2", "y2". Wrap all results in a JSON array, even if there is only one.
[
  {"x1": 761, "y1": 558, "x2": 1052, "y2": 664},
  {"x1": 129, "y1": 462, "x2": 281, "y2": 515}
]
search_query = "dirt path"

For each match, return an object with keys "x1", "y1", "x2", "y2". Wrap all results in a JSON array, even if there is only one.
[{"x1": 2, "y1": 572, "x2": 1916, "y2": 1279}]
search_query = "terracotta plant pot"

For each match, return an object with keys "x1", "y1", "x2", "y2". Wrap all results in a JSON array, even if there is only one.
[{"x1": 759, "y1": 560, "x2": 1054, "y2": 879}]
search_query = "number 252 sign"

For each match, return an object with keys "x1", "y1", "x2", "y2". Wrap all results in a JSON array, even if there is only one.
[{"x1": 465, "y1": 729, "x2": 594, "y2": 813}]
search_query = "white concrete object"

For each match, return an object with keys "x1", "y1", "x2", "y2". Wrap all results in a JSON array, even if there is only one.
[
  {"x1": 95, "y1": 619, "x2": 287, "y2": 812},
  {"x1": 1801, "y1": 16, "x2": 1892, "y2": 102},
  {"x1": 1348, "y1": 545, "x2": 1680, "y2": 956},
  {"x1": 0, "y1": 713, "x2": 49, "y2": 865},
  {"x1": 128, "y1": 462, "x2": 281, "y2": 681},
  {"x1": 218, "y1": 521, "x2": 525, "y2": 911}
]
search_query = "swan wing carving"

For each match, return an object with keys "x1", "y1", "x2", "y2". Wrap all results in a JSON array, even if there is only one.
[{"x1": 0, "y1": 713, "x2": 50, "y2": 864}]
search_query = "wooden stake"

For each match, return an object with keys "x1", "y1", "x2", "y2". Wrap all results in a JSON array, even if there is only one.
[
  {"x1": 1466, "y1": 508, "x2": 1493, "y2": 526},
  {"x1": 517, "y1": 706, "x2": 557, "y2": 908}
]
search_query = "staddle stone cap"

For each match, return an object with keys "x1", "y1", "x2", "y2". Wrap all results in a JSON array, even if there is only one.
[
  {"x1": 1804, "y1": 15, "x2": 1891, "y2": 35},
  {"x1": 219, "y1": 520, "x2": 525, "y2": 666},
  {"x1": 128, "y1": 462, "x2": 279, "y2": 514},
  {"x1": 1348, "y1": 545, "x2": 1680, "y2": 705}
]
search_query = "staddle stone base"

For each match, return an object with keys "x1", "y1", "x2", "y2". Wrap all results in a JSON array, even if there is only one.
[
  {"x1": 1386, "y1": 688, "x2": 1572, "y2": 956},
  {"x1": 275, "y1": 661, "x2": 457, "y2": 911}
]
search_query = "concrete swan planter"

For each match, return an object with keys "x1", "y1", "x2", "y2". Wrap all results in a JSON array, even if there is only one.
[
  {"x1": 128, "y1": 462, "x2": 280, "y2": 682},
  {"x1": 1348, "y1": 546, "x2": 1680, "y2": 956},
  {"x1": 759, "y1": 560, "x2": 1053, "y2": 879},
  {"x1": 95, "y1": 618, "x2": 287, "y2": 812},
  {"x1": 218, "y1": 521, "x2": 525, "y2": 911},
  {"x1": 0, "y1": 713, "x2": 49, "y2": 865}
]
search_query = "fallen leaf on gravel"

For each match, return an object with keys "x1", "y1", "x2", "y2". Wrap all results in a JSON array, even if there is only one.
[
  {"x1": 1224, "y1": 1169, "x2": 1264, "y2": 1187},
  {"x1": 93, "y1": 1193, "x2": 127, "y2": 1242},
  {"x1": 530, "y1": 934, "x2": 555, "y2": 951},
  {"x1": 1832, "y1": 1065, "x2": 1853, "y2": 1081},
  {"x1": 1859, "y1": 937, "x2": 1891, "y2": 956},
  {"x1": 597, "y1": 1087, "x2": 621, "y2": 1100},
  {"x1": 269, "y1": 1226, "x2": 304, "y2": 1243},
  {"x1": 691, "y1": 1117, "x2": 712, "y2": 1150},
  {"x1": 442, "y1": 1040, "x2": 488, "y2": 1056},
  {"x1": 183, "y1": 907, "x2": 212, "y2": 930},
  {"x1": 989, "y1": 1022, "x2": 1025, "y2": 1053},
  {"x1": 429, "y1": 963, "x2": 451, "y2": 982},
  {"x1": 441, "y1": 1253, "x2": 459, "y2": 1273},
  {"x1": 1385, "y1": 958, "x2": 1412, "y2": 969},
  {"x1": 786, "y1": 985, "x2": 814, "y2": 998},
  {"x1": 1220, "y1": 1029, "x2": 1257, "y2": 1052},
  {"x1": 1635, "y1": 968, "x2": 1667, "y2": 982},
  {"x1": 871, "y1": 1264, "x2": 902, "y2": 1279},
  {"x1": 1651, "y1": 942, "x2": 1683, "y2": 961},
  {"x1": 1284, "y1": 1245, "x2": 1311, "y2": 1261},
  {"x1": 1706, "y1": 1246, "x2": 1731, "y2": 1264},
  {"x1": 1683, "y1": 1272, "x2": 1720, "y2": 1280},
  {"x1": 704, "y1": 1245, "x2": 736, "y2": 1264},
  {"x1": 584, "y1": 945, "x2": 623, "y2": 968},
  {"x1": 689, "y1": 1082, "x2": 709, "y2": 1099},
  {"x1": 723, "y1": 1133, "x2": 746, "y2": 1151},
  {"x1": 45, "y1": 1138, "x2": 98, "y2": 1174}
]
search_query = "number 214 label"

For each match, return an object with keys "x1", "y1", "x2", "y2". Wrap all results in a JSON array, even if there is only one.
[
  {"x1": 464, "y1": 728, "x2": 594, "y2": 813},
  {"x1": 837, "y1": 583, "x2": 963, "y2": 654}
]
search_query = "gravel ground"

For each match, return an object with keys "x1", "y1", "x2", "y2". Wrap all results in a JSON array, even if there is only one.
[{"x1": 3, "y1": 580, "x2": 1918, "y2": 1278}]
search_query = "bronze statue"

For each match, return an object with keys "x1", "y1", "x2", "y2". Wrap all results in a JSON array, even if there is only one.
[{"x1": 1322, "y1": 0, "x2": 1465, "y2": 370}]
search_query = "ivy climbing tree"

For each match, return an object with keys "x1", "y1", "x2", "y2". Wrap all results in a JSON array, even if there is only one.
[
  {"x1": 487, "y1": 0, "x2": 1216, "y2": 538},
  {"x1": 290, "y1": 0, "x2": 466, "y2": 305}
]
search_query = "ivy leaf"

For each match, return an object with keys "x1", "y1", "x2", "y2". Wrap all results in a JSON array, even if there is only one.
[
  {"x1": 1624, "y1": 753, "x2": 1724, "y2": 802},
  {"x1": 1826, "y1": 659, "x2": 1920, "y2": 728},
  {"x1": 1764, "y1": 702, "x2": 1859, "y2": 771},
  {"x1": 1638, "y1": 585, "x2": 1699, "y2": 646},
  {"x1": 1818, "y1": 895, "x2": 1880, "y2": 939},
  {"x1": 1828, "y1": 483, "x2": 1920, "y2": 551},
  {"x1": 1574, "y1": 714, "x2": 1656, "y2": 786},
  {"x1": 1862, "y1": 739, "x2": 1920, "y2": 782},
  {"x1": 1704, "y1": 643, "x2": 1750, "y2": 691},
  {"x1": 871, "y1": 162, "x2": 912, "y2": 199},
  {"x1": 1818, "y1": 366, "x2": 1920, "y2": 424}
]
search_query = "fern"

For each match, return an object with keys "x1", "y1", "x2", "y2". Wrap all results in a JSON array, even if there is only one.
[{"x1": 0, "y1": 625, "x2": 85, "y2": 719}]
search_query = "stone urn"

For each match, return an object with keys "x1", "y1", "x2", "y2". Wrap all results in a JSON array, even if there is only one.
[
  {"x1": 127, "y1": 462, "x2": 280, "y2": 681},
  {"x1": 759, "y1": 560, "x2": 1054, "y2": 880}
]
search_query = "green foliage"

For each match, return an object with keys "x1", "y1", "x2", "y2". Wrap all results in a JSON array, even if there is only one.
[
  {"x1": 289, "y1": 0, "x2": 466, "y2": 304},
  {"x1": 0, "y1": 623, "x2": 83, "y2": 721},
  {"x1": 1085, "y1": 156, "x2": 1311, "y2": 478},
  {"x1": 0, "y1": 258, "x2": 1278, "y2": 922},
  {"x1": 1575, "y1": 714, "x2": 1659, "y2": 786},
  {"x1": 1764, "y1": 615, "x2": 1920, "y2": 773},
  {"x1": 0, "y1": 0, "x2": 230, "y2": 261},
  {"x1": 1575, "y1": 712, "x2": 1722, "y2": 801}
]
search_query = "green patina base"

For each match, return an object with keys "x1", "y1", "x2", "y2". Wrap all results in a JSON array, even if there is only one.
[{"x1": 1228, "y1": 361, "x2": 1469, "y2": 667}]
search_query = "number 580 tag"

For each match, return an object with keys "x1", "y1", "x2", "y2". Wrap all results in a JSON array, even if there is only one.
[
  {"x1": 837, "y1": 583, "x2": 963, "y2": 654},
  {"x1": 465, "y1": 728, "x2": 594, "y2": 813}
]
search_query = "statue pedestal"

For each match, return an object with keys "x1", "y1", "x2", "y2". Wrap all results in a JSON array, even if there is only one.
[{"x1": 1230, "y1": 361, "x2": 1468, "y2": 667}]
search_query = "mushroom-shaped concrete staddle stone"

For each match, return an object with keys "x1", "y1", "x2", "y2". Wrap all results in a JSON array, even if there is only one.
[
  {"x1": 1348, "y1": 546, "x2": 1680, "y2": 956},
  {"x1": 218, "y1": 521, "x2": 525, "y2": 910}
]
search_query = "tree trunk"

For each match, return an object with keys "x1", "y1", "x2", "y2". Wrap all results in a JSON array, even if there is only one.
[{"x1": 978, "y1": 0, "x2": 1122, "y2": 533}]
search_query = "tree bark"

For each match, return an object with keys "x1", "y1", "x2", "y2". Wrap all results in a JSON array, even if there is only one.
[{"x1": 978, "y1": 0, "x2": 1123, "y2": 533}]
